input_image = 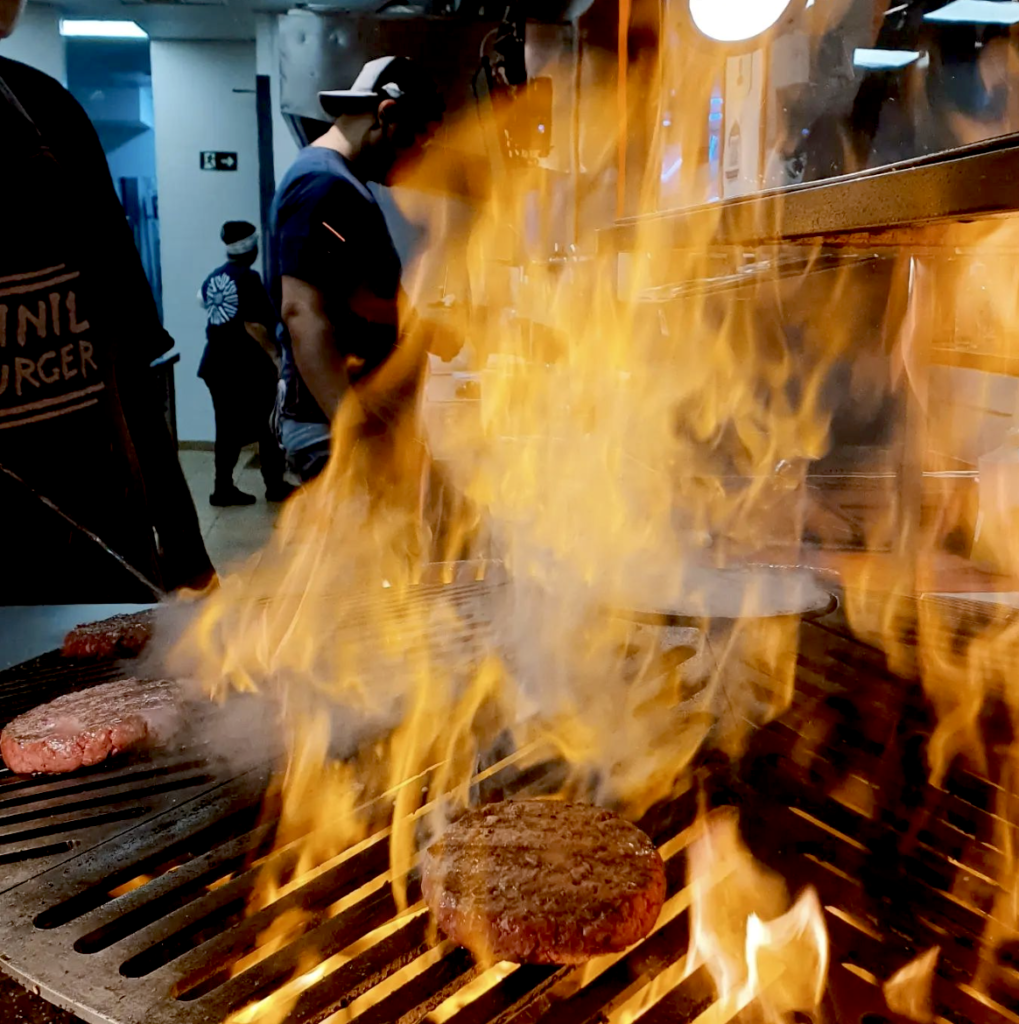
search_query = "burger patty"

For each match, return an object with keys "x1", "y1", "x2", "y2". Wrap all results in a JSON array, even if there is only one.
[
  {"x1": 1, "y1": 678, "x2": 183, "y2": 774},
  {"x1": 421, "y1": 800, "x2": 666, "y2": 964},
  {"x1": 61, "y1": 611, "x2": 154, "y2": 660}
]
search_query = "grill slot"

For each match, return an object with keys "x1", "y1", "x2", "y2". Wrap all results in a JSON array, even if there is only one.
[
  {"x1": 69, "y1": 824, "x2": 274, "y2": 952},
  {"x1": 0, "y1": 760, "x2": 212, "y2": 808},
  {"x1": 0, "y1": 840, "x2": 75, "y2": 864},
  {"x1": 279, "y1": 914, "x2": 436, "y2": 1024},
  {"x1": 354, "y1": 945, "x2": 477, "y2": 1024},
  {"x1": 186, "y1": 878, "x2": 426, "y2": 1015},
  {"x1": 34, "y1": 806, "x2": 266, "y2": 937},
  {"x1": 162, "y1": 838, "x2": 395, "y2": 993},
  {"x1": 538, "y1": 911, "x2": 691, "y2": 1024},
  {"x1": 0, "y1": 758, "x2": 253, "y2": 892},
  {"x1": 0, "y1": 807, "x2": 150, "y2": 846},
  {"x1": 0, "y1": 774, "x2": 217, "y2": 828}
]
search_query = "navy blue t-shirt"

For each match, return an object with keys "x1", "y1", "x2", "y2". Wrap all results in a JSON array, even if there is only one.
[
  {"x1": 198, "y1": 261, "x2": 277, "y2": 383},
  {"x1": 269, "y1": 147, "x2": 402, "y2": 425}
]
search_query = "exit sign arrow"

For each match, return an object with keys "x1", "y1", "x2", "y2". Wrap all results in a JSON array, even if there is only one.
[{"x1": 200, "y1": 151, "x2": 239, "y2": 171}]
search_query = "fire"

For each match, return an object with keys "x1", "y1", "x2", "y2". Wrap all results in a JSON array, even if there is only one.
[
  {"x1": 167, "y1": 24, "x2": 876, "y2": 1024},
  {"x1": 835, "y1": 215, "x2": 1019, "y2": 996},
  {"x1": 744, "y1": 888, "x2": 829, "y2": 1019},
  {"x1": 686, "y1": 808, "x2": 829, "y2": 1020},
  {"x1": 107, "y1": 873, "x2": 154, "y2": 898},
  {"x1": 884, "y1": 946, "x2": 940, "y2": 1023}
]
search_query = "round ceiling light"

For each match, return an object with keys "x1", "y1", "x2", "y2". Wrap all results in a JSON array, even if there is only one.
[{"x1": 688, "y1": 0, "x2": 795, "y2": 43}]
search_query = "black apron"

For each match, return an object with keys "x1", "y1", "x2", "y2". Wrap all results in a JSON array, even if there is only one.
[{"x1": 0, "y1": 72, "x2": 163, "y2": 603}]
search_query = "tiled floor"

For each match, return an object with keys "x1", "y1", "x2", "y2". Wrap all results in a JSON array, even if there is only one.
[{"x1": 179, "y1": 448, "x2": 283, "y2": 575}]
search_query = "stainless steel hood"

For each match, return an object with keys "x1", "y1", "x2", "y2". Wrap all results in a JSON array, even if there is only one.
[{"x1": 278, "y1": 9, "x2": 574, "y2": 130}]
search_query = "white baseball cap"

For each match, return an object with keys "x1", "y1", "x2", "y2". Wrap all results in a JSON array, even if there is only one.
[{"x1": 319, "y1": 55, "x2": 444, "y2": 125}]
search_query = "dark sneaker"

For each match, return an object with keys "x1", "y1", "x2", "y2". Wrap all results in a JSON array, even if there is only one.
[
  {"x1": 265, "y1": 481, "x2": 297, "y2": 503},
  {"x1": 210, "y1": 486, "x2": 257, "y2": 507}
]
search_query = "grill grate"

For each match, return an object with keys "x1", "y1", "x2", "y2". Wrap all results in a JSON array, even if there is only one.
[
  {"x1": 0, "y1": 588, "x2": 1017, "y2": 1024},
  {"x1": 0, "y1": 635, "x2": 276, "y2": 896}
]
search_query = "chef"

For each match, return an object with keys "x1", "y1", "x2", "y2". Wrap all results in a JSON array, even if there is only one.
[
  {"x1": 0, "y1": 0, "x2": 215, "y2": 602},
  {"x1": 269, "y1": 56, "x2": 455, "y2": 483},
  {"x1": 199, "y1": 221, "x2": 292, "y2": 506}
]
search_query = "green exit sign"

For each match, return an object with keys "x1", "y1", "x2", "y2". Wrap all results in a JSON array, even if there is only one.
[{"x1": 200, "y1": 151, "x2": 238, "y2": 171}]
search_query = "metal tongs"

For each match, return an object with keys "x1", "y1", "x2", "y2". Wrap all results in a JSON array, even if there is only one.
[{"x1": 0, "y1": 462, "x2": 166, "y2": 601}]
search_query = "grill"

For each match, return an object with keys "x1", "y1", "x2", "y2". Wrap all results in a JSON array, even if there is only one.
[{"x1": 0, "y1": 583, "x2": 1017, "y2": 1024}]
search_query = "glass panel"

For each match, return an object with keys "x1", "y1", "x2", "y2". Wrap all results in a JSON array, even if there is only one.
[{"x1": 659, "y1": 0, "x2": 1019, "y2": 209}]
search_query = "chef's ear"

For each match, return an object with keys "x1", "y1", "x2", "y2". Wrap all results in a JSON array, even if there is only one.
[{"x1": 376, "y1": 98, "x2": 398, "y2": 130}]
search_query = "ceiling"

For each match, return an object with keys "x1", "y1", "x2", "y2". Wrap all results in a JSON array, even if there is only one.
[
  {"x1": 52, "y1": 0, "x2": 379, "y2": 41},
  {"x1": 65, "y1": 35, "x2": 151, "y2": 81},
  {"x1": 47, "y1": 0, "x2": 597, "y2": 44}
]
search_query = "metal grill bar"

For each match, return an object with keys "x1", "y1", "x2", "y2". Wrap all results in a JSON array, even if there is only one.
[{"x1": 0, "y1": 753, "x2": 245, "y2": 893}]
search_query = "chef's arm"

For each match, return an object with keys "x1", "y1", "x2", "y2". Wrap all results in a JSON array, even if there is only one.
[
  {"x1": 244, "y1": 321, "x2": 281, "y2": 369},
  {"x1": 282, "y1": 276, "x2": 426, "y2": 426},
  {"x1": 281, "y1": 275, "x2": 351, "y2": 422}
]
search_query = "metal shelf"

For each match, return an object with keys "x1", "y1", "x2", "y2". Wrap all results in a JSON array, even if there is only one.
[{"x1": 600, "y1": 131, "x2": 1019, "y2": 251}]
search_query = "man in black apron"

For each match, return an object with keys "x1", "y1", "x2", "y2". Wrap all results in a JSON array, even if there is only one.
[
  {"x1": 0, "y1": 4, "x2": 215, "y2": 603},
  {"x1": 199, "y1": 221, "x2": 291, "y2": 506}
]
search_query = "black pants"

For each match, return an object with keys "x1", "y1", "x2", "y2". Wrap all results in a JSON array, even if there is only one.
[{"x1": 211, "y1": 393, "x2": 285, "y2": 492}]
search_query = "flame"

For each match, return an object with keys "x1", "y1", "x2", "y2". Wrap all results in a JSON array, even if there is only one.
[
  {"x1": 828, "y1": 214, "x2": 1019, "y2": 1004},
  {"x1": 686, "y1": 809, "x2": 828, "y2": 1020},
  {"x1": 686, "y1": 808, "x2": 789, "y2": 998},
  {"x1": 178, "y1": 34, "x2": 1019, "y2": 1024},
  {"x1": 884, "y1": 946, "x2": 940, "y2": 1023},
  {"x1": 166, "y1": 29, "x2": 881, "y2": 1024},
  {"x1": 107, "y1": 873, "x2": 154, "y2": 898},
  {"x1": 426, "y1": 963, "x2": 518, "y2": 1023},
  {"x1": 744, "y1": 887, "x2": 829, "y2": 1019},
  {"x1": 840, "y1": 217, "x2": 1019, "y2": 781}
]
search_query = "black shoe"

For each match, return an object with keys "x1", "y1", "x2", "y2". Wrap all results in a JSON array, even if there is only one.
[
  {"x1": 210, "y1": 486, "x2": 257, "y2": 507},
  {"x1": 265, "y1": 481, "x2": 297, "y2": 503}
]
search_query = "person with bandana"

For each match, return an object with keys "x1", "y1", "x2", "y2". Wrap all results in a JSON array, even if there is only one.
[
  {"x1": 0, "y1": 0, "x2": 215, "y2": 602},
  {"x1": 199, "y1": 222, "x2": 292, "y2": 506}
]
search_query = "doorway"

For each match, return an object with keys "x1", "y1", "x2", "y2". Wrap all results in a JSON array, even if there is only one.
[{"x1": 65, "y1": 37, "x2": 163, "y2": 317}]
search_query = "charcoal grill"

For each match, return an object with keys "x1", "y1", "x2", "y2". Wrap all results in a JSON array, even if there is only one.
[{"x1": 0, "y1": 578, "x2": 1018, "y2": 1024}]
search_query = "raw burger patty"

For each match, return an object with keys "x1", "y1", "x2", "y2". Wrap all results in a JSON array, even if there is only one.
[
  {"x1": 421, "y1": 800, "x2": 666, "y2": 964},
  {"x1": 1, "y1": 678, "x2": 182, "y2": 774},
  {"x1": 61, "y1": 611, "x2": 154, "y2": 660}
]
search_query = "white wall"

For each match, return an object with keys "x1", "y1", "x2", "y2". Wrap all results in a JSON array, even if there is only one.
[
  {"x1": 151, "y1": 40, "x2": 260, "y2": 442},
  {"x1": 0, "y1": 1, "x2": 65, "y2": 84}
]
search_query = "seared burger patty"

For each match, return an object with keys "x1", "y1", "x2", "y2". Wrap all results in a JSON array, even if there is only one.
[
  {"x1": 421, "y1": 800, "x2": 665, "y2": 964},
  {"x1": 1, "y1": 678, "x2": 182, "y2": 774},
  {"x1": 61, "y1": 611, "x2": 154, "y2": 660}
]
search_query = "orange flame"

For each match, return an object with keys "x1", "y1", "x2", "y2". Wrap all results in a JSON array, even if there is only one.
[
  {"x1": 170, "y1": 33, "x2": 876, "y2": 1024},
  {"x1": 884, "y1": 946, "x2": 940, "y2": 1024},
  {"x1": 686, "y1": 809, "x2": 829, "y2": 1019},
  {"x1": 744, "y1": 887, "x2": 829, "y2": 1019}
]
